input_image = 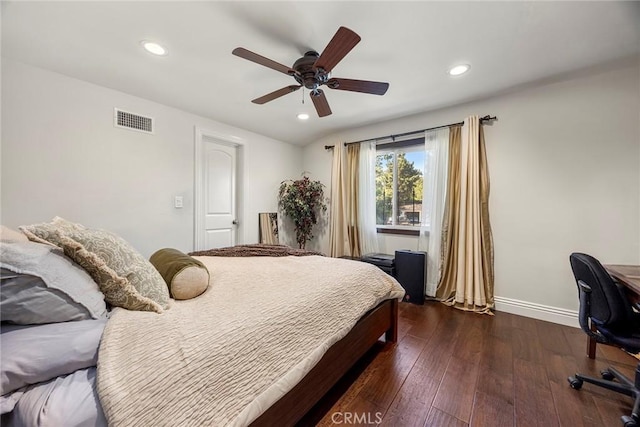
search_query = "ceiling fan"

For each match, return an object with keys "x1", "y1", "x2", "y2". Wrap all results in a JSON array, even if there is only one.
[{"x1": 232, "y1": 26, "x2": 389, "y2": 118}]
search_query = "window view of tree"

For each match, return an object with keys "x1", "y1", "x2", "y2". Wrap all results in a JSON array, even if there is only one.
[
  {"x1": 376, "y1": 149, "x2": 424, "y2": 226},
  {"x1": 376, "y1": 152, "x2": 394, "y2": 225}
]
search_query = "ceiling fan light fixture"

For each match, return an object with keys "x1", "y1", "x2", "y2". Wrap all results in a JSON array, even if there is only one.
[
  {"x1": 297, "y1": 113, "x2": 310, "y2": 120},
  {"x1": 448, "y1": 64, "x2": 470, "y2": 76},
  {"x1": 141, "y1": 41, "x2": 167, "y2": 56}
]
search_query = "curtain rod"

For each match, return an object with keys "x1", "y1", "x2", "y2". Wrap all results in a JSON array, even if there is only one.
[{"x1": 324, "y1": 115, "x2": 497, "y2": 150}]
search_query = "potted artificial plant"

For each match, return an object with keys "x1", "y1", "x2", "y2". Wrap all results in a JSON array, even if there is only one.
[{"x1": 278, "y1": 176, "x2": 327, "y2": 249}]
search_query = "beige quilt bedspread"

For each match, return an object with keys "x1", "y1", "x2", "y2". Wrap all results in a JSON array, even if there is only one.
[{"x1": 97, "y1": 255, "x2": 405, "y2": 426}]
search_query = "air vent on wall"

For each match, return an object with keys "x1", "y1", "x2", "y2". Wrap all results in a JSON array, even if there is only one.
[{"x1": 114, "y1": 108, "x2": 154, "y2": 134}]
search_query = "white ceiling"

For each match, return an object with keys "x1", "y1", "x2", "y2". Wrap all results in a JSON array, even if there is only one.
[{"x1": 2, "y1": 1, "x2": 639, "y2": 146}]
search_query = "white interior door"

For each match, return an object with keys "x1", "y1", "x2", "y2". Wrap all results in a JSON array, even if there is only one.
[{"x1": 199, "y1": 139, "x2": 237, "y2": 249}]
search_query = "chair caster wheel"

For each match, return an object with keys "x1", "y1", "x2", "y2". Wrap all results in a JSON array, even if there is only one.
[
  {"x1": 601, "y1": 369, "x2": 615, "y2": 381},
  {"x1": 568, "y1": 376, "x2": 583, "y2": 389},
  {"x1": 622, "y1": 415, "x2": 638, "y2": 427}
]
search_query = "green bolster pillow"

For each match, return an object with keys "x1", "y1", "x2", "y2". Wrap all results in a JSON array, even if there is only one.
[{"x1": 149, "y1": 248, "x2": 210, "y2": 300}]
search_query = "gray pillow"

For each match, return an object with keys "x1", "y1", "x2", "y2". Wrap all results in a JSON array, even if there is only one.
[
  {"x1": 0, "y1": 319, "x2": 106, "y2": 396},
  {"x1": 0, "y1": 242, "x2": 107, "y2": 324},
  {"x1": 0, "y1": 269, "x2": 94, "y2": 324}
]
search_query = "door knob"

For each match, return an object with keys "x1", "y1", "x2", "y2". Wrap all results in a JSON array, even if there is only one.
[{"x1": 232, "y1": 220, "x2": 238, "y2": 225}]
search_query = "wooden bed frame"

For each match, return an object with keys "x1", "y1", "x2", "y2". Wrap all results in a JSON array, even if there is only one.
[{"x1": 251, "y1": 298, "x2": 398, "y2": 426}]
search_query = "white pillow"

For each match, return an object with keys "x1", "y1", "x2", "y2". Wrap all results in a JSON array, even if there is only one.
[
  {"x1": 9, "y1": 368, "x2": 106, "y2": 425},
  {"x1": 0, "y1": 226, "x2": 28, "y2": 243},
  {"x1": 0, "y1": 319, "x2": 106, "y2": 395}
]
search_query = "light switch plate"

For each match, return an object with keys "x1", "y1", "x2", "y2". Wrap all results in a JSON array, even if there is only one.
[{"x1": 174, "y1": 196, "x2": 183, "y2": 208}]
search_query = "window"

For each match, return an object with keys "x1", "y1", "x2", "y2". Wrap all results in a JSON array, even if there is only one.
[{"x1": 375, "y1": 144, "x2": 425, "y2": 229}]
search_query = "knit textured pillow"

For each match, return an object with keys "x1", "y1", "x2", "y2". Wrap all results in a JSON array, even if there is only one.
[
  {"x1": 19, "y1": 216, "x2": 81, "y2": 247},
  {"x1": 58, "y1": 235, "x2": 166, "y2": 313},
  {"x1": 20, "y1": 217, "x2": 170, "y2": 312}
]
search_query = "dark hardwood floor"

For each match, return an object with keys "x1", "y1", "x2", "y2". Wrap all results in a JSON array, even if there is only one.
[{"x1": 299, "y1": 301, "x2": 638, "y2": 426}]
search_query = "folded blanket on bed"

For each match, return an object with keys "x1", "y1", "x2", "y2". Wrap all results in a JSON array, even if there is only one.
[
  {"x1": 97, "y1": 256, "x2": 404, "y2": 427},
  {"x1": 189, "y1": 243, "x2": 323, "y2": 257}
]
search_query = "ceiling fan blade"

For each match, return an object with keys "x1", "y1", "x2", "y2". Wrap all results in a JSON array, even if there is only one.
[
  {"x1": 252, "y1": 85, "x2": 302, "y2": 104},
  {"x1": 327, "y1": 78, "x2": 389, "y2": 95},
  {"x1": 314, "y1": 26, "x2": 361, "y2": 73},
  {"x1": 311, "y1": 89, "x2": 332, "y2": 117},
  {"x1": 232, "y1": 47, "x2": 295, "y2": 75}
]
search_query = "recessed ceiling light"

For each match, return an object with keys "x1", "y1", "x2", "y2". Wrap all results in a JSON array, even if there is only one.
[
  {"x1": 141, "y1": 41, "x2": 167, "y2": 56},
  {"x1": 448, "y1": 64, "x2": 470, "y2": 76},
  {"x1": 297, "y1": 113, "x2": 310, "y2": 120}
]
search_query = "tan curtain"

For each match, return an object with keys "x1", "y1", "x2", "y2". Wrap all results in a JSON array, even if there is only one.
[
  {"x1": 437, "y1": 126, "x2": 461, "y2": 300},
  {"x1": 436, "y1": 116, "x2": 494, "y2": 314},
  {"x1": 329, "y1": 144, "x2": 347, "y2": 257},
  {"x1": 329, "y1": 143, "x2": 362, "y2": 258},
  {"x1": 345, "y1": 144, "x2": 361, "y2": 257}
]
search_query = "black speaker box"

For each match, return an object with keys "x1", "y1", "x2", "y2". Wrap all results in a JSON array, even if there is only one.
[{"x1": 394, "y1": 250, "x2": 427, "y2": 305}]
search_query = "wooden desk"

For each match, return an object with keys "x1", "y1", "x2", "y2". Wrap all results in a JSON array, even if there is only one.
[
  {"x1": 585, "y1": 264, "x2": 640, "y2": 358},
  {"x1": 605, "y1": 264, "x2": 640, "y2": 297}
]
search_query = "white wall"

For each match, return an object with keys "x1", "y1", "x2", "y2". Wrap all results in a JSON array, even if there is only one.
[
  {"x1": 303, "y1": 57, "x2": 640, "y2": 322},
  {"x1": 1, "y1": 59, "x2": 302, "y2": 257}
]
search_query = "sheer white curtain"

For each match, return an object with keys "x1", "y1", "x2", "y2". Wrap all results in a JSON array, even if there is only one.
[
  {"x1": 419, "y1": 127, "x2": 450, "y2": 296},
  {"x1": 358, "y1": 140, "x2": 379, "y2": 255}
]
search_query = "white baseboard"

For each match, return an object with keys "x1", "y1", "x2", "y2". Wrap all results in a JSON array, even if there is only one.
[{"x1": 494, "y1": 296, "x2": 579, "y2": 328}]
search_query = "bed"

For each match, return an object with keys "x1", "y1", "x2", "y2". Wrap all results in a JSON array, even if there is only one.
[{"x1": 0, "y1": 220, "x2": 404, "y2": 426}]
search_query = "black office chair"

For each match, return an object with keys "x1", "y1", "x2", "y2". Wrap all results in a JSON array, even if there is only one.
[{"x1": 568, "y1": 252, "x2": 640, "y2": 427}]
